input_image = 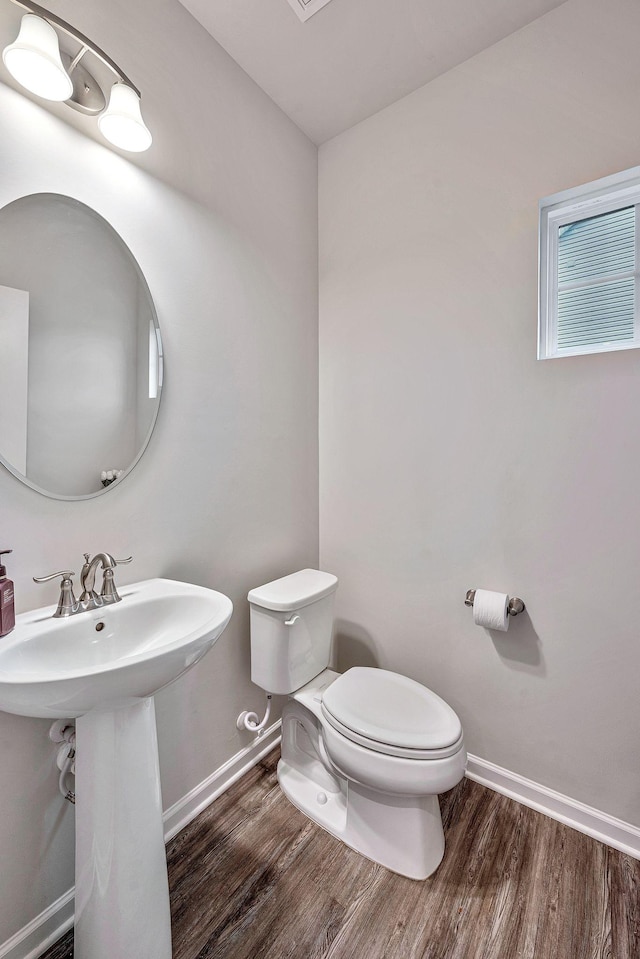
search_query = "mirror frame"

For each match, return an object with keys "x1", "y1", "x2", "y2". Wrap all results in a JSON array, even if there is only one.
[{"x1": 0, "y1": 191, "x2": 164, "y2": 501}]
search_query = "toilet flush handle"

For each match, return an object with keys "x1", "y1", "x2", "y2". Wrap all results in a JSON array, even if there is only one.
[{"x1": 284, "y1": 615, "x2": 300, "y2": 626}]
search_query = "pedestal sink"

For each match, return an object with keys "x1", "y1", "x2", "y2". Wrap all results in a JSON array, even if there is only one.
[{"x1": 0, "y1": 578, "x2": 233, "y2": 959}]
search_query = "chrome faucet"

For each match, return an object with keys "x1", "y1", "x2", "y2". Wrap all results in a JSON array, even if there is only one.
[
  {"x1": 34, "y1": 553, "x2": 133, "y2": 617},
  {"x1": 80, "y1": 552, "x2": 114, "y2": 606}
]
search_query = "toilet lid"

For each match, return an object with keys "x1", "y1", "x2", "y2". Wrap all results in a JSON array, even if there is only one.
[{"x1": 321, "y1": 667, "x2": 462, "y2": 752}]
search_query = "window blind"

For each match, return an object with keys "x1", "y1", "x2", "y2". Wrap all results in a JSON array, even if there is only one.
[{"x1": 556, "y1": 206, "x2": 635, "y2": 350}]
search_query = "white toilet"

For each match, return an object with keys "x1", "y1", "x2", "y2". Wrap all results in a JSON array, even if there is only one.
[{"x1": 248, "y1": 569, "x2": 466, "y2": 880}]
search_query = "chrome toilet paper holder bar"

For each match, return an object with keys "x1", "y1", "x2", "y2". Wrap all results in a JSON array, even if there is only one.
[{"x1": 464, "y1": 589, "x2": 525, "y2": 617}]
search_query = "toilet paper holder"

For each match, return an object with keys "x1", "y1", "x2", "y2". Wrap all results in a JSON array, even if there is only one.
[{"x1": 464, "y1": 589, "x2": 525, "y2": 617}]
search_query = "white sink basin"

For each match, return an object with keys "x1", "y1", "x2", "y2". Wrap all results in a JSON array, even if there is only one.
[{"x1": 0, "y1": 578, "x2": 233, "y2": 719}]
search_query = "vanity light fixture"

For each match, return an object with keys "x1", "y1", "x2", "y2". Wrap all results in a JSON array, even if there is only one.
[{"x1": 2, "y1": 0, "x2": 152, "y2": 152}]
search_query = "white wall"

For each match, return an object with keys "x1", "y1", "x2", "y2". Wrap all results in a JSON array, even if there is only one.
[
  {"x1": 319, "y1": 0, "x2": 640, "y2": 827},
  {"x1": 0, "y1": 0, "x2": 317, "y2": 945}
]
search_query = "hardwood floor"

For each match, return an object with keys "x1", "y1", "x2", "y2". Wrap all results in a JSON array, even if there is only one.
[{"x1": 41, "y1": 748, "x2": 640, "y2": 958}]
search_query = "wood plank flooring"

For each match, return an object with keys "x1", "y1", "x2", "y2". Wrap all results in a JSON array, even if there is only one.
[{"x1": 41, "y1": 748, "x2": 640, "y2": 958}]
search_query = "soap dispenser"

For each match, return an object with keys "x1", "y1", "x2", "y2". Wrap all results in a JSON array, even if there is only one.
[{"x1": 0, "y1": 550, "x2": 15, "y2": 636}]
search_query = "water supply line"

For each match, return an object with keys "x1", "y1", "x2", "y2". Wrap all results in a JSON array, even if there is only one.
[
  {"x1": 58, "y1": 748, "x2": 76, "y2": 804},
  {"x1": 50, "y1": 719, "x2": 76, "y2": 804},
  {"x1": 236, "y1": 694, "x2": 272, "y2": 736}
]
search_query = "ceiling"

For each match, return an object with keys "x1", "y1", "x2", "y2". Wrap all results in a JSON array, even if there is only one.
[{"x1": 178, "y1": 0, "x2": 569, "y2": 144}]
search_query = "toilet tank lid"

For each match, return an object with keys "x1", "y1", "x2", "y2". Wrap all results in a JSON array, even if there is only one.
[{"x1": 248, "y1": 569, "x2": 338, "y2": 612}]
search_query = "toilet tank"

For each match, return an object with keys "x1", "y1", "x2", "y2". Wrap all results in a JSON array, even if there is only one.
[{"x1": 248, "y1": 569, "x2": 338, "y2": 694}]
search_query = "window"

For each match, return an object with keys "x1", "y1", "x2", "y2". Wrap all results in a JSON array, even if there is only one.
[{"x1": 539, "y1": 166, "x2": 640, "y2": 359}]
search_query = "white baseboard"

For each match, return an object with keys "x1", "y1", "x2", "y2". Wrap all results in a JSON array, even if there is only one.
[
  {"x1": 466, "y1": 753, "x2": 640, "y2": 860},
  {"x1": 0, "y1": 890, "x2": 74, "y2": 959},
  {"x1": 0, "y1": 722, "x2": 281, "y2": 959}
]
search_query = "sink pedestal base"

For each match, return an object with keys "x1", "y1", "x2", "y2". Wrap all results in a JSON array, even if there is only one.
[{"x1": 74, "y1": 698, "x2": 172, "y2": 959}]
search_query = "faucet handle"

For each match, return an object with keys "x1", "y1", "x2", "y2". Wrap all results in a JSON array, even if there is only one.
[
  {"x1": 33, "y1": 571, "x2": 78, "y2": 618},
  {"x1": 98, "y1": 556, "x2": 132, "y2": 604},
  {"x1": 33, "y1": 570, "x2": 76, "y2": 584}
]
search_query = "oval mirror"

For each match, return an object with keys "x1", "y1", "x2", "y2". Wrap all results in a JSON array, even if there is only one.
[{"x1": 0, "y1": 193, "x2": 163, "y2": 499}]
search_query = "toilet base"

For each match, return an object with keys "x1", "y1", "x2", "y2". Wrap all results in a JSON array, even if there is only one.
[
  {"x1": 278, "y1": 758, "x2": 444, "y2": 880},
  {"x1": 278, "y1": 697, "x2": 447, "y2": 880}
]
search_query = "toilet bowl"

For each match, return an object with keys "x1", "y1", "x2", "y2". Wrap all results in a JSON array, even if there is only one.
[{"x1": 248, "y1": 570, "x2": 466, "y2": 880}]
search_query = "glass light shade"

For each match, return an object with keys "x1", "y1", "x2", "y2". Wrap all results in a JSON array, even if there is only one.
[
  {"x1": 98, "y1": 83, "x2": 152, "y2": 152},
  {"x1": 2, "y1": 14, "x2": 73, "y2": 101}
]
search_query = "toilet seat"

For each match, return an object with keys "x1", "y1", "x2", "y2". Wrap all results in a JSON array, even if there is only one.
[
  {"x1": 321, "y1": 667, "x2": 462, "y2": 759},
  {"x1": 321, "y1": 710, "x2": 464, "y2": 759}
]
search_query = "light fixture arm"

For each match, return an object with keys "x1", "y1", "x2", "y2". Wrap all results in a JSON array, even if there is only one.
[
  {"x1": 9, "y1": 0, "x2": 140, "y2": 96},
  {"x1": 67, "y1": 44, "x2": 89, "y2": 75}
]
